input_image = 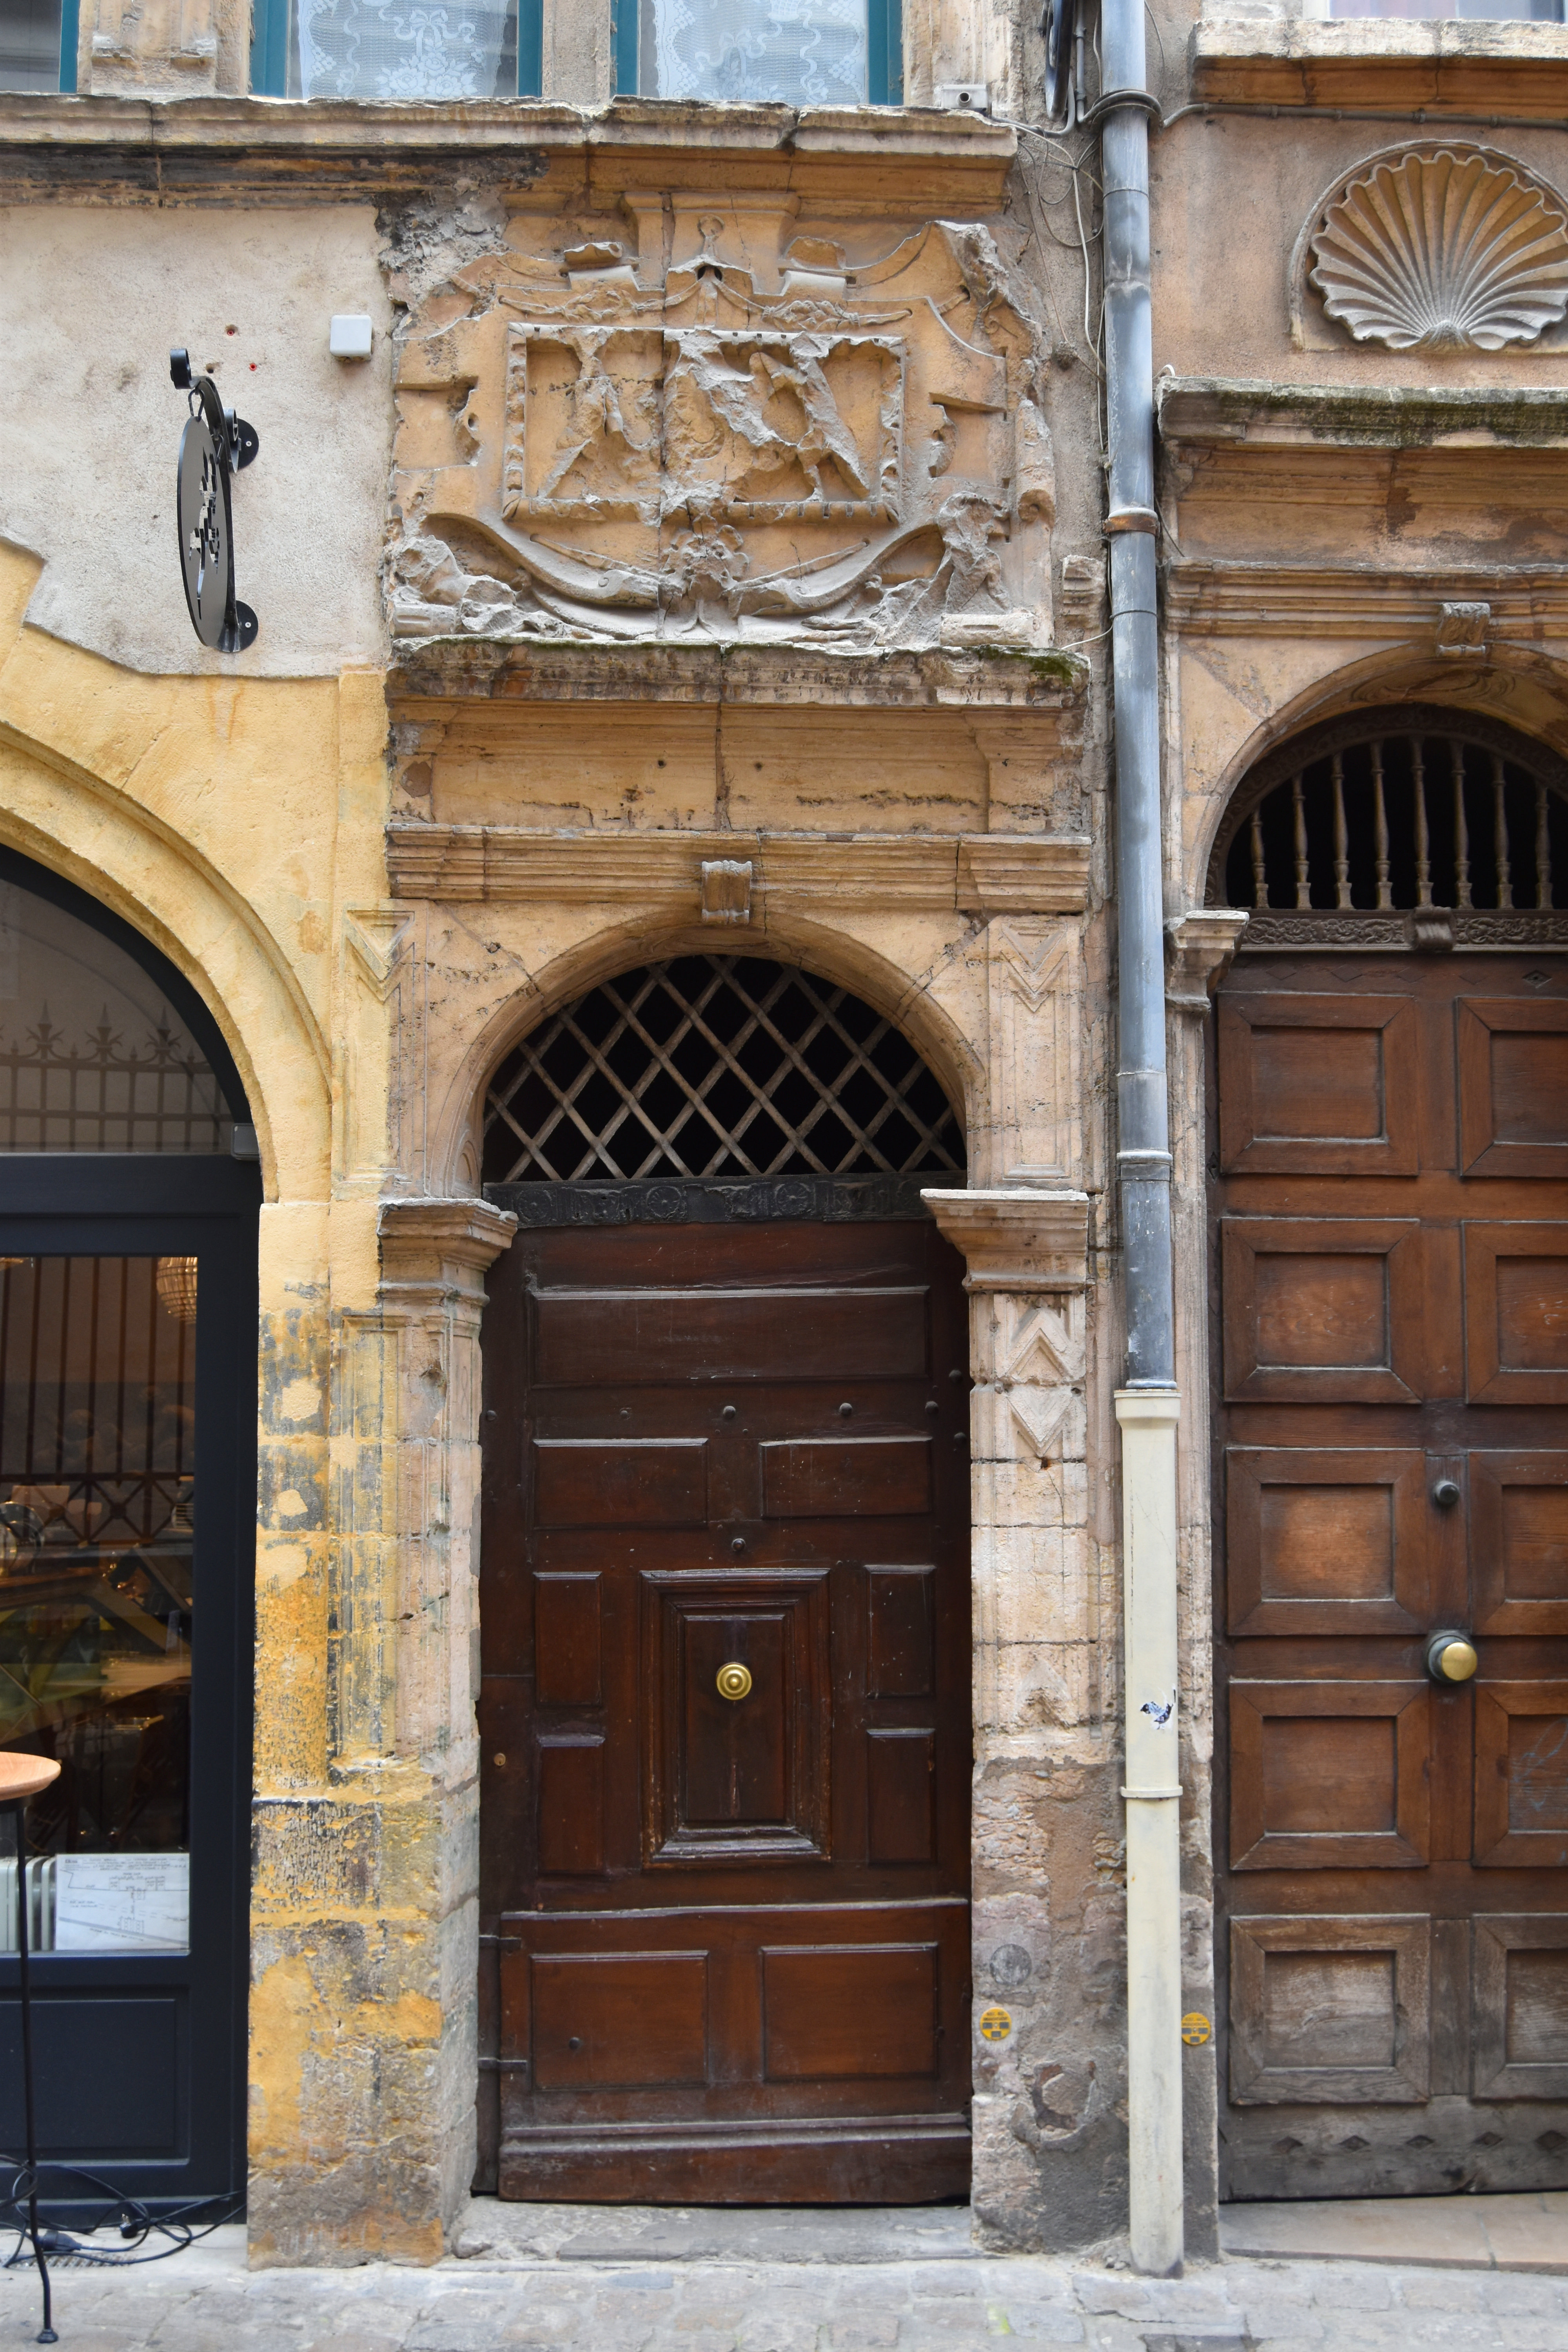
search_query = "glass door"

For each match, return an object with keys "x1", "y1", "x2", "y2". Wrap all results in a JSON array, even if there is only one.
[{"x1": 0, "y1": 849, "x2": 257, "y2": 2219}]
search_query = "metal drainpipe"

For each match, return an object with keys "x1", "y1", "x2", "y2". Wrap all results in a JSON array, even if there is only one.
[{"x1": 1098, "y1": 0, "x2": 1186, "y2": 2281}]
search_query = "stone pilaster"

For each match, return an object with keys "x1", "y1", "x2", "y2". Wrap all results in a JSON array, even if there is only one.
[
  {"x1": 249, "y1": 1197, "x2": 514, "y2": 2267},
  {"x1": 1163, "y1": 908, "x2": 1246, "y2": 2262},
  {"x1": 923, "y1": 1189, "x2": 1124, "y2": 2251}
]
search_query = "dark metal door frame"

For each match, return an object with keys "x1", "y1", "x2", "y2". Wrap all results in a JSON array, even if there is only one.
[{"x1": 0, "y1": 1155, "x2": 259, "y2": 2219}]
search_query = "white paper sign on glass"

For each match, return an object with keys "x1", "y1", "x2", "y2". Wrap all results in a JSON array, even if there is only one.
[{"x1": 52, "y1": 1853, "x2": 189, "y2": 1953}]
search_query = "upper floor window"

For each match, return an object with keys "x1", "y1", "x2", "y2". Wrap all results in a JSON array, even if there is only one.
[
  {"x1": 1328, "y1": 0, "x2": 1563, "y2": 17},
  {"x1": 250, "y1": 0, "x2": 899, "y2": 100},
  {"x1": 622, "y1": 0, "x2": 900, "y2": 103},
  {"x1": 0, "y1": 0, "x2": 79, "y2": 91},
  {"x1": 252, "y1": 0, "x2": 535, "y2": 96}
]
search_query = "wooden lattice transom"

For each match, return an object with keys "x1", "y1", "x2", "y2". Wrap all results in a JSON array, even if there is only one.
[{"x1": 482, "y1": 956, "x2": 965, "y2": 1186}]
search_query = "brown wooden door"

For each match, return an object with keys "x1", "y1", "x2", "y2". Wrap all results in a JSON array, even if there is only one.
[
  {"x1": 1214, "y1": 952, "x2": 1568, "y2": 2199},
  {"x1": 477, "y1": 1212, "x2": 972, "y2": 2202}
]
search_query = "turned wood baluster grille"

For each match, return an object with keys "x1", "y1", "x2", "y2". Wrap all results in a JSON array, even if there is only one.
[
  {"x1": 1219, "y1": 722, "x2": 1568, "y2": 916},
  {"x1": 482, "y1": 956, "x2": 965, "y2": 1186}
]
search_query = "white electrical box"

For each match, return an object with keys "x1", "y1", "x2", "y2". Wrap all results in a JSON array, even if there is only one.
[{"x1": 329, "y1": 314, "x2": 374, "y2": 359}]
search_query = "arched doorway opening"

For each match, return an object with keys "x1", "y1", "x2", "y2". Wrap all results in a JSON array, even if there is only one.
[
  {"x1": 1206, "y1": 709, "x2": 1568, "y2": 2201},
  {"x1": 0, "y1": 847, "x2": 258, "y2": 2218},
  {"x1": 474, "y1": 956, "x2": 974, "y2": 2204}
]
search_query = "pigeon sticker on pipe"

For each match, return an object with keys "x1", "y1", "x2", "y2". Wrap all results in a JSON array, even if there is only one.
[{"x1": 1140, "y1": 1691, "x2": 1174, "y2": 1726}]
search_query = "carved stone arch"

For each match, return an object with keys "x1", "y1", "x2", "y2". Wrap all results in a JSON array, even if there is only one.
[
  {"x1": 1204, "y1": 701, "x2": 1568, "y2": 953},
  {"x1": 1181, "y1": 643, "x2": 1568, "y2": 914},
  {"x1": 0, "y1": 735, "x2": 332, "y2": 1199},
  {"x1": 430, "y1": 912, "x2": 981, "y2": 1201}
]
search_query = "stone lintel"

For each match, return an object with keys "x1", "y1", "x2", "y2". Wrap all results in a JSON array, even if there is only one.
[
  {"x1": 1163, "y1": 561, "x2": 1568, "y2": 642},
  {"x1": 1165, "y1": 910, "x2": 1248, "y2": 1014},
  {"x1": 385, "y1": 826, "x2": 1091, "y2": 916},
  {"x1": 1192, "y1": 17, "x2": 1568, "y2": 113},
  {"x1": 377, "y1": 1196, "x2": 517, "y2": 1304},
  {"x1": 1158, "y1": 377, "x2": 1568, "y2": 454},
  {"x1": 0, "y1": 94, "x2": 1014, "y2": 208},
  {"x1": 387, "y1": 642, "x2": 1087, "y2": 713},
  {"x1": 921, "y1": 1188, "x2": 1090, "y2": 1291}
]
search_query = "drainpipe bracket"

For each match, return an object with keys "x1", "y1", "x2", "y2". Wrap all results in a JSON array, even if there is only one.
[
  {"x1": 1080, "y1": 84, "x2": 1164, "y2": 130},
  {"x1": 1104, "y1": 506, "x2": 1160, "y2": 537}
]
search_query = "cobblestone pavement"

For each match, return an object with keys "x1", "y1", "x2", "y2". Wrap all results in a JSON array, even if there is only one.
[{"x1": 0, "y1": 2217, "x2": 1565, "y2": 2352}]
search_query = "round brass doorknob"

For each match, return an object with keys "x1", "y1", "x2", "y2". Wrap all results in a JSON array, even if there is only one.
[
  {"x1": 716, "y1": 1662, "x2": 753, "y2": 1702},
  {"x1": 1426, "y1": 1632, "x2": 1479, "y2": 1684}
]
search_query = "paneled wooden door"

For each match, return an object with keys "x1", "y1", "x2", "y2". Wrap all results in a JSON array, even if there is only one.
[
  {"x1": 477, "y1": 1211, "x2": 973, "y2": 2202},
  {"x1": 1214, "y1": 951, "x2": 1568, "y2": 2198}
]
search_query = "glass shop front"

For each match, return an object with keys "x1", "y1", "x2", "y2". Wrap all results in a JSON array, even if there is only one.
[{"x1": 0, "y1": 851, "x2": 256, "y2": 2219}]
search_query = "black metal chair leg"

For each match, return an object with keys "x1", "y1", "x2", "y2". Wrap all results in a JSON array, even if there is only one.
[{"x1": 10, "y1": 1801, "x2": 55, "y2": 2344}]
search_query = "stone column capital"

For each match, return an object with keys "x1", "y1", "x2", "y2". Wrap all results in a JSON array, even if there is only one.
[
  {"x1": 921, "y1": 1187, "x2": 1090, "y2": 1290},
  {"x1": 377, "y1": 1196, "x2": 518, "y2": 1305},
  {"x1": 1165, "y1": 909, "x2": 1248, "y2": 1015}
]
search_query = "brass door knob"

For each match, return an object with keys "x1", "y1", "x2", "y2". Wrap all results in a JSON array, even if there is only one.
[
  {"x1": 1426, "y1": 1631, "x2": 1478, "y2": 1684},
  {"x1": 716, "y1": 1662, "x2": 753, "y2": 1702}
]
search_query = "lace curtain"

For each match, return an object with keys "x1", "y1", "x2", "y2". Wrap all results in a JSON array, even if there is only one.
[
  {"x1": 292, "y1": 0, "x2": 516, "y2": 98},
  {"x1": 646, "y1": 0, "x2": 869, "y2": 105}
]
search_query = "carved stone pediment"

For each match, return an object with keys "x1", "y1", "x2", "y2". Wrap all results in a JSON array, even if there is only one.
[{"x1": 392, "y1": 201, "x2": 1054, "y2": 652}]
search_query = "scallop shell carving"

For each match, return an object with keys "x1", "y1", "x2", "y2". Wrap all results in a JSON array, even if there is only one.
[{"x1": 1309, "y1": 148, "x2": 1568, "y2": 352}]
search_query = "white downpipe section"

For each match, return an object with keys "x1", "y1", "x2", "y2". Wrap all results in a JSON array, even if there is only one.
[{"x1": 1115, "y1": 1385, "x2": 1184, "y2": 2276}]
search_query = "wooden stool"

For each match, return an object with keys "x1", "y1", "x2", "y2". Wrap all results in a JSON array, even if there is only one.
[{"x1": 0, "y1": 1753, "x2": 61, "y2": 2343}]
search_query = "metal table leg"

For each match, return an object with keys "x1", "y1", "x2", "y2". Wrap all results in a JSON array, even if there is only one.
[{"x1": 5, "y1": 1798, "x2": 55, "y2": 2344}]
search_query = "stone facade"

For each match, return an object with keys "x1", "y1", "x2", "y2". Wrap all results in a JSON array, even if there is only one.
[{"x1": 1, "y1": 0, "x2": 1566, "y2": 2277}]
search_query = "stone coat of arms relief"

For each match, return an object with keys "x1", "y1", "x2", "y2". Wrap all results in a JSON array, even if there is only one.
[{"x1": 391, "y1": 196, "x2": 1055, "y2": 650}]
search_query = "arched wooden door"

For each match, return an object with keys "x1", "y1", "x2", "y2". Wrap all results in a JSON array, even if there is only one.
[
  {"x1": 474, "y1": 959, "x2": 974, "y2": 2203},
  {"x1": 1210, "y1": 711, "x2": 1568, "y2": 2200}
]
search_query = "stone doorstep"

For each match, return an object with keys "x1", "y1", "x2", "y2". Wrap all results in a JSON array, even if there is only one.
[
  {"x1": 450, "y1": 2198, "x2": 979, "y2": 2267},
  {"x1": 1220, "y1": 2190, "x2": 1568, "y2": 2275}
]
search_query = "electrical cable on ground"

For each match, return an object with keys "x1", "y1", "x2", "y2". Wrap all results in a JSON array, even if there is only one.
[{"x1": 0, "y1": 2161, "x2": 243, "y2": 2272}]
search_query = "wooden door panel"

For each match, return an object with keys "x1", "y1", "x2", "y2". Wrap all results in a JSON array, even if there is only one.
[
  {"x1": 1222, "y1": 1219, "x2": 1426, "y2": 1403},
  {"x1": 495, "y1": 1899, "x2": 970, "y2": 2123},
  {"x1": 1459, "y1": 1000, "x2": 1568, "y2": 1179},
  {"x1": 1474, "y1": 1918, "x2": 1568, "y2": 2098},
  {"x1": 1225, "y1": 1448, "x2": 1427, "y2": 1635},
  {"x1": 642, "y1": 1570, "x2": 830, "y2": 1866},
  {"x1": 537, "y1": 1737, "x2": 606, "y2": 1877},
  {"x1": 534, "y1": 1573, "x2": 603, "y2": 1706},
  {"x1": 532, "y1": 1285, "x2": 930, "y2": 1385},
  {"x1": 1218, "y1": 996, "x2": 1419, "y2": 1176},
  {"x1": 481, "y1": 1214, "x2": 971, "y2": 2202},
  {"x1": 1216, "y1": 951, "x2": 1568, "y2": 2202},
  {"x1": 1464, "y1": 1225, "x2": 1568, "y2": 1403},
  {"x1": 760, "y1": 1436, "x2": 931, "y2": 1518},
  {"x1": 762, "y1": 1945, "x2": 938, "y2": 2081},
  {"x1": 1229, "y1": 1916, "x2": 1431, "y2": 2104},
  {"x1": 1475, "y1": 1682, "x2": 1568, "y2": 1866},
  {"x1": 867, "y1": 1730, "x2": 937, "y2": 1863},
  {"x1": 1471, "y1": 1454, "x2": 1568, "y2": 1635},
  {"x1": 867, "y1": 1567, "x2": 935, "y2": 1697},
  {"x1": 1230, "y1": 1682, "x2": 1430, "y2": 1869},
  {"x1": 533, "y1": 1439, "x2": 709, "y2": 1528},
  {"x1": 530, "y1": 1954, "x2": 710, "y2": 2090}
]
